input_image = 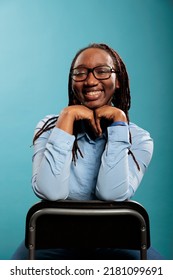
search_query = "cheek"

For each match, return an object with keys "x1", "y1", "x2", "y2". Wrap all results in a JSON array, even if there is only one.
[
  {"x1": 71, "y1": 82, "x2": 84, "y2": 104},
  {"x1": 106, "y1": 79, "x2": 116, "y2": 93},
  {"x1": 72, "y1": 81, "x2": 82, "y2": 94}
]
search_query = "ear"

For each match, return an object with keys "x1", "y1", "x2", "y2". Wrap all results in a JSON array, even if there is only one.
[
  {"x1": 116, "y1": 79, "x2": 120, "y2": 89},
  {"x1": 72, "y1": 99, "x2": 78, "y2": 105},
  {"x1": 72, "y1": 96, "x2": 81, "y2": 105}
]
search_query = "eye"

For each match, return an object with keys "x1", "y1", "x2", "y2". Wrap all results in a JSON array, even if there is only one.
[
  {"x1": 95, "y1": 67, "x2": 110, "y2": 75},
  {"x1": 72, "y1": 68, "x2": 87, "y2": 76}
]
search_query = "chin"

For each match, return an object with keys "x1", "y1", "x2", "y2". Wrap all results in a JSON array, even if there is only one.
[
  {"x1": 85, "y1": 104, "x2": 100, "y2": 110},
  {"x1": 84, "y1": 101, "x2": 105, "y2": 109}
]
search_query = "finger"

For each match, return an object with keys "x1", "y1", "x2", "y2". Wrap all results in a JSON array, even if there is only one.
[
  {"x1": 95, "y1": 116, "x2": 102, "y2": 136},
  {"x1": 94, "y1": 109, "x2": 102, "y2": 135},
  {"x1": 89, "y1": 117, "x2": 99, "y2": 136}
]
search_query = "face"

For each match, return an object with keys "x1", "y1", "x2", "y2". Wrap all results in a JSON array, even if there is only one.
[{"x1": 71, "y1": 48, "x2": 119, "y2": 109}]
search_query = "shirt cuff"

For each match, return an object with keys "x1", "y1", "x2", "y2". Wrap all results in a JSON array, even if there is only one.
[
  {"x1": 48, "y1": 127, "x2": 75, "y2": 150},
  {"x1": 108, "y1": 125, "x2": 130, "y2": 144},
  {"x1": 110, "y1": 121, "x2": 128, "y2": 126}
]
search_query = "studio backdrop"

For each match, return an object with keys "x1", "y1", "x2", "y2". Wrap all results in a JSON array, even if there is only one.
[{"x1": 0, "y1": 0, "x2": 172, "y2": 259}]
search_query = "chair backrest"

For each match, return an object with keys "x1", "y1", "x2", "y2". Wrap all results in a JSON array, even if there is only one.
[{"x1": 25, "y1": 200, "x2": 150, "y2": 260}]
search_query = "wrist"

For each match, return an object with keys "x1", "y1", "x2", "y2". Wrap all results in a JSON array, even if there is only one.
[
  {"x1": 55, "y1": 108, "x2": 75, "y2": 134},
  {"x1": 112, "y1": 109, "x2": 127, "y2": 123}
]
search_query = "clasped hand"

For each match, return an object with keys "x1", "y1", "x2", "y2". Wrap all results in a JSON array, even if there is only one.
[{"x1": 56, "y1": 105, "x2": 127, "y2": 136}]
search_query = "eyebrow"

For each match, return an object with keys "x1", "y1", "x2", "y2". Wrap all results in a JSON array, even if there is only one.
[{"x1": 73, "y1": 63, "x2": 111, "y2": 68}]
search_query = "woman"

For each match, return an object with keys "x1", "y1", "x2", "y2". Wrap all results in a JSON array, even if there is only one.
[{"x1": 12, "y1": 43, "x2": 163, "y2": 259}]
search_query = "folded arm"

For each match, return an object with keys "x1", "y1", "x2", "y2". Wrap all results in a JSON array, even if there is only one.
[
  {"x1": 96, "y1": 124, "x2": 154, "y2": 201},
  {"x1": 32, "y1": 119, "x2": 75, "y2": 200}
]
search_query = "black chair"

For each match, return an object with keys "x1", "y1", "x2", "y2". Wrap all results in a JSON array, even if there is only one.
[{"x1": 25, "y1": 200, "x2": 150, "y2": 260}]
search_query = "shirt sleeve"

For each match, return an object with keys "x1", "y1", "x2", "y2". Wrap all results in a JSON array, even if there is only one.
[
  {"x1": 32, "y1": 117, "x2": 75, "y2": 200},
  {"x1": 95, "y1": 124, "x2": 153, "y2": 201}
]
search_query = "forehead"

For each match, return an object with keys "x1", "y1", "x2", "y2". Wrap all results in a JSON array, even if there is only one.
[{"x1": 73, "y1": 48, "x2": 114, "y2": 68}]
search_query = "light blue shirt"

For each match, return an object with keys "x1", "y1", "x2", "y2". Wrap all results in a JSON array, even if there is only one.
[{"x1": 32, "y1": 115, "x2": 153, "y2": 201}]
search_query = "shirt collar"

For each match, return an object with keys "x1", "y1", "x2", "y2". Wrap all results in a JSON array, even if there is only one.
[{"x1": 76, "y1": 121, "x2": 107, "y2": 141}]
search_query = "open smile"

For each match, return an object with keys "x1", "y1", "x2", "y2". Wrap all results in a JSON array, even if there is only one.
[{"x1": 84, "y1": 90, "x2": 104, "y2": 101}]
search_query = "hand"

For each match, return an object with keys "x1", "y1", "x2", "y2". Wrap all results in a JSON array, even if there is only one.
[
  {"x1": 56, "y1": 105, "x2": 99, "y2": 135},
  {"x1": 94, "y1": 105, "x2": 127, "y2": 135},
  {"x1": 56, "y1": 105, "x2": 127, "y2": 137}
]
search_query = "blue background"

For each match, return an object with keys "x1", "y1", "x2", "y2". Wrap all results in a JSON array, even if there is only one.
[{"x1": 0, "y1": 0, "x2": 172, "y2": 259}]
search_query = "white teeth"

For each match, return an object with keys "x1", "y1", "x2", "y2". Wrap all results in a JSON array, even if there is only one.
[{"x1": 86, "y1": 91, "x2": 102, "y2": 96}]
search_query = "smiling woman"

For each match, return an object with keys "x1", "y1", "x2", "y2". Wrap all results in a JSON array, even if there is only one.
[
  {"x1": 32, "y1": 42, "x2": 148, "y2": 198},
  {"x1": 11, "y1": 43, "x2": 163, "y2": 260},
  {"x1": 71, "y1": 47, "x2": 118, "y2": 110}
]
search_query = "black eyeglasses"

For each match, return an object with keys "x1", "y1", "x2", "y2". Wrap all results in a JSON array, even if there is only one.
[{"x1": 71, "y1": 65, "x2": 116, "y2": 82}]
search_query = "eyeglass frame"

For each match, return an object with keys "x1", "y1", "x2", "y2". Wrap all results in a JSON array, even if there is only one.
[{"x1": 71, "y1": 65, "x2": 117, "y2": 82}]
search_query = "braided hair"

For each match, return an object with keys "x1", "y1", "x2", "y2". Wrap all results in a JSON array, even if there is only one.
[{"x1": 33, "y1": 43, "x2": 140, "y2": 170}]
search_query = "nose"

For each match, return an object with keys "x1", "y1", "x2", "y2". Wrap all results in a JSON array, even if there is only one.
[{"x1": 84, "y1": 71, "x2": 98, "y2": 85}]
